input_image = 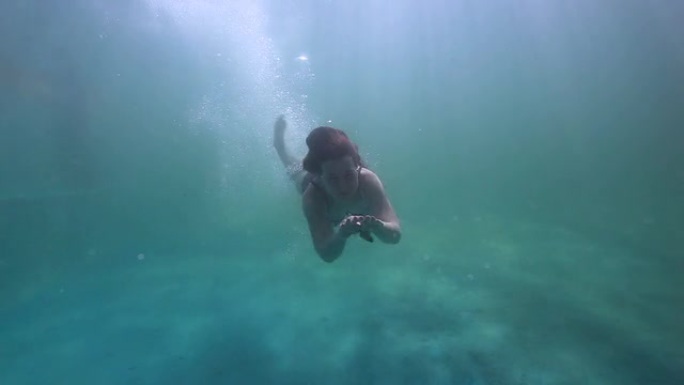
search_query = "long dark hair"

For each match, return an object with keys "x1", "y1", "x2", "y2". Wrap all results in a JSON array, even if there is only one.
[{"x1": 302, "y1": 126, "x2": 365, "y2": 174}]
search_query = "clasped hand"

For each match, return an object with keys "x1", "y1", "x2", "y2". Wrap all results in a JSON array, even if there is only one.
[{"x1": 337, "y1": 215, "x2": 382, "y2": 238}]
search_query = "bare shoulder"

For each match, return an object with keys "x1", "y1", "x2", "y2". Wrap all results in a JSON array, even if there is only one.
[
  {"x1": 359, "y1": 168, "x2": 385, "y2": 191},
  {"x1": 359, "y1": 167, "x2": 399, "y2": 223},
  {"x1": 358, "y1": 167, "x2": 390, "y2": 204}
]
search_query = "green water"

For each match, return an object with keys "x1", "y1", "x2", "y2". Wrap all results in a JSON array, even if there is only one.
[{"x1": 1, "y1": 1, "x2": 682, "y2": 384}]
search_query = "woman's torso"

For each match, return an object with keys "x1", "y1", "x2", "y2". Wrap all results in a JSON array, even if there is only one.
[{"x1": 309, "y1": 169, "x2": 372, "y2": 226}]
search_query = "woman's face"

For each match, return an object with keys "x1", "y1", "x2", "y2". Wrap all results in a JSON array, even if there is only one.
[{"x1": 320, "y1": 156, "x2": 360, "y2": 200}]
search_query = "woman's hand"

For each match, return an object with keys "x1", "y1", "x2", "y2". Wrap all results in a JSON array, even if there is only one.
[
  {"x1": 274, "y1": 115, "x2": 287, "y2": 135},
  {"x1": 338, "y1": 215, "x2": 383, "y2": 239},
  {"x1": 359, "y1": 215, "x2": 383, "y2": 233},
  {"x1": 337, "y1": 215, "x2": 365, "y2": 238}
]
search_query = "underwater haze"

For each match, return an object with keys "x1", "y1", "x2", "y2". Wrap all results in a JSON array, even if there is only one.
[{"x1": 1, "y1": 0, "x2": 683, "y2": 384}]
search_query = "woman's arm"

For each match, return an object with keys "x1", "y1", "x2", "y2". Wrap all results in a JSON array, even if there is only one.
[
  {"x1": 302, "y1": 188, "x2": 351, "y2": 262},
  {"x1": 273, "y1": 115, "x2": 299, "y2": 170}
]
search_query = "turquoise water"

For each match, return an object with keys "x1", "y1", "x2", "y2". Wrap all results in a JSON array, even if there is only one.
[{"x1": 1, "y1": 0, "x2": 683, "y2": 384}]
